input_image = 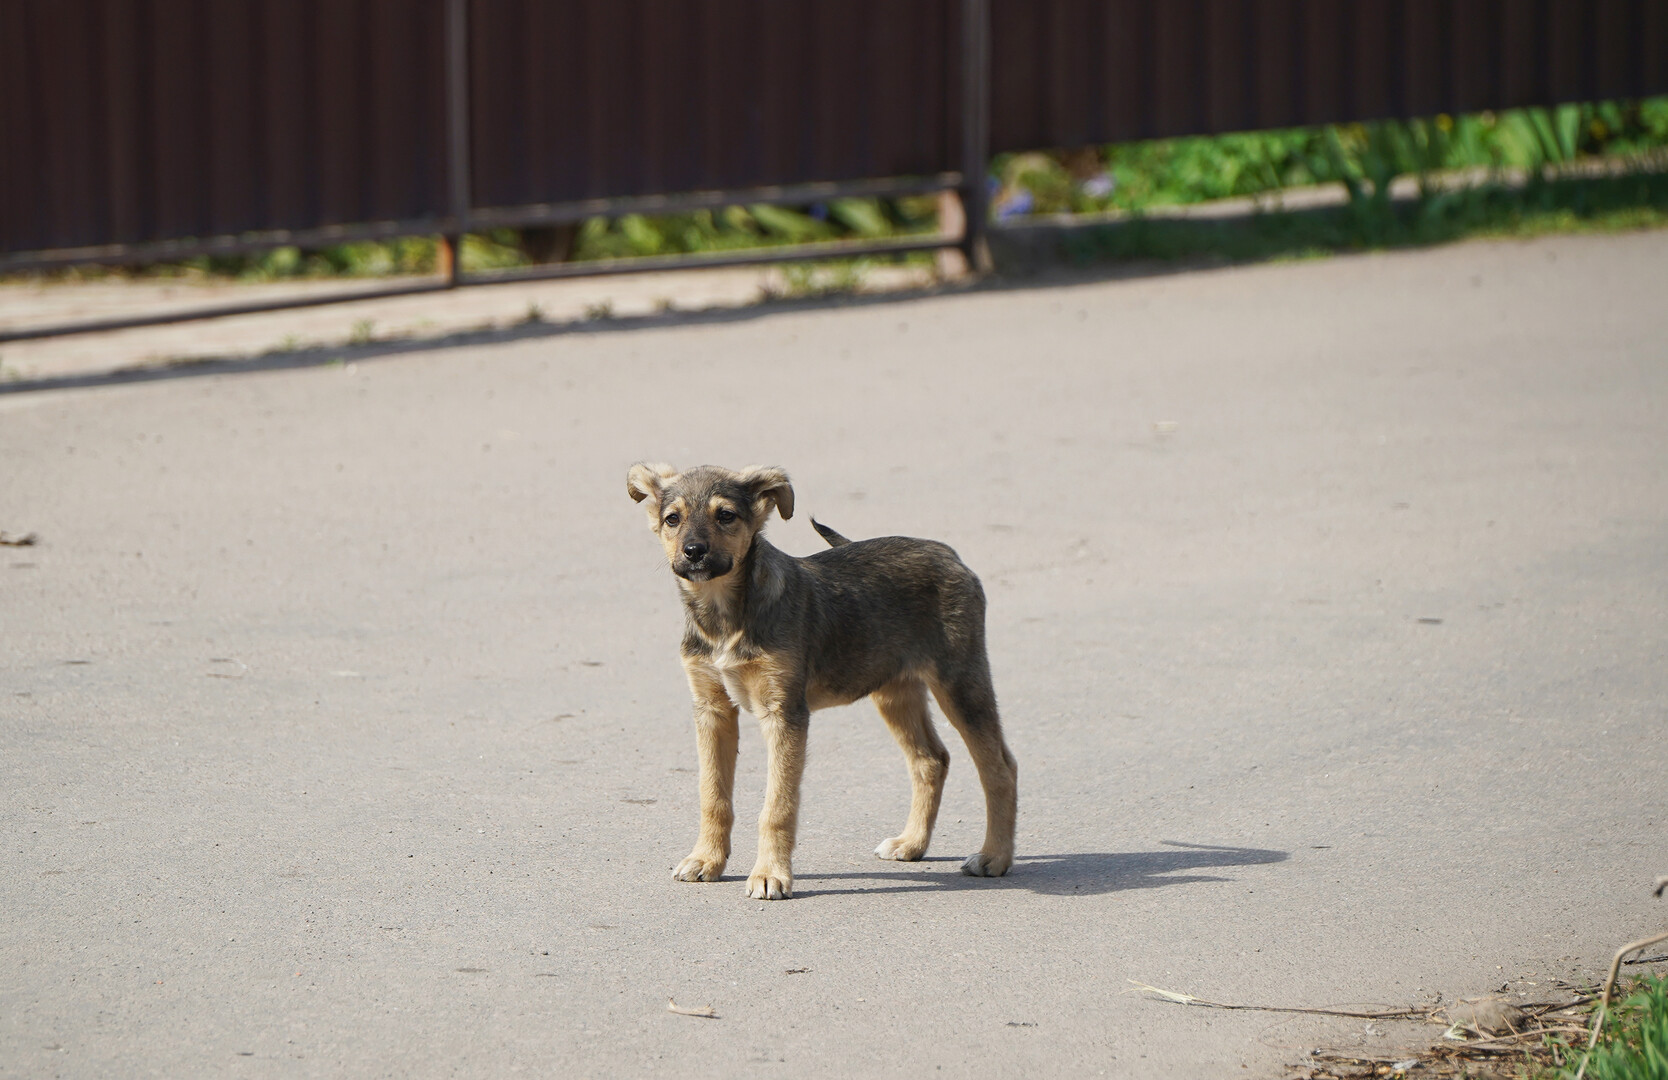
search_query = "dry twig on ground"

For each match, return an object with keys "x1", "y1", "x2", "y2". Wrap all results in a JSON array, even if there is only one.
[
  {"x1": 1129, "y1": 981, "x2": 1436, "y2": 1020},
  {"x1": 666, "y1": 998, "x2": 719, "y2": 1019}
]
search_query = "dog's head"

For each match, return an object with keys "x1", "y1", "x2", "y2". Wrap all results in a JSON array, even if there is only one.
[{"x1": 626, "y1": 463, "x2": 794, "y2": 583}]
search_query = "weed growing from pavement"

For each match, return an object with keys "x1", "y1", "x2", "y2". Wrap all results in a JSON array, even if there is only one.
[
  {"x1": 779, "y1": 260, "x2": 866, "y2": 298},
  {"x1": 1563, "y1": 976, "x2": 1668, "y2": 1080}
]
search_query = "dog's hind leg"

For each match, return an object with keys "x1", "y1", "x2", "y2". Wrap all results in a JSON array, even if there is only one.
[
  {"x1": 674, "y1": 668, "x2": 740, "y2": 883},
  {"x1": 871, "y1": 677, "x2": 950, "y2": 862},
  {"x1": 930, "y1": 665, "x2": 1018, "y2": 878}
]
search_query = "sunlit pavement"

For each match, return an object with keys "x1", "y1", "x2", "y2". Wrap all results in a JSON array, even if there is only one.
[{"x1": 4, "y1": 229, "x2": 1665, "y2": 1077}]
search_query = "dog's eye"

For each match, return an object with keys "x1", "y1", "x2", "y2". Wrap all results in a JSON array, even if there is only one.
[
  {"x1": 716, "y1": 509, "x2": 737, "y2": 524},
  {"x1": 663, "y1": 512, "x2": 681, "y2": 527}
]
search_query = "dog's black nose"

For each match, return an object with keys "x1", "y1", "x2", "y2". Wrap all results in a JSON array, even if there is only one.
[{"x1": 682, "y1": 541, "x2": 708, "y2": 562}]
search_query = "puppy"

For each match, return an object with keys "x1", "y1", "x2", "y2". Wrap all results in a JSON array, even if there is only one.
[{"x1": 628, "y1": 463, "x2": 1017, "y2": 900}]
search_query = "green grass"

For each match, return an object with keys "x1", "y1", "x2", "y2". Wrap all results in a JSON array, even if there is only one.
[
  {"x1": 568, "y1": 195, "x2": 940, "y2": 261},
  {"x1": 991, "y1": 98, "x2": 1668, "y2": 265},
  {"x1": 995, "y1": 98, "x2": 1668, "y2": 216},
  {"x1": 19, "y1": 195, "x2": 942, "y2": 284},
  {"x1": 1562, "y1": 977, "x2": 1668, "y2": 1080},
  {"x1": 1036, "y1": 168, "x2": 1668, "y2": 267}
]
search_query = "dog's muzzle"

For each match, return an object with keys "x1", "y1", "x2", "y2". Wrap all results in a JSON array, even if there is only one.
[{"x1": 673, "y1": 541, "x2": 732, "y2": 581}]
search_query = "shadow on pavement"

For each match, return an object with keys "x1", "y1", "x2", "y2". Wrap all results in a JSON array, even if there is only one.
[
  {"x1": 793, "y1": 840, "x2": 1288, "y2": 898},
  {"x1": 0, "y1": 257, "x2": 1226, "y2": 396}
]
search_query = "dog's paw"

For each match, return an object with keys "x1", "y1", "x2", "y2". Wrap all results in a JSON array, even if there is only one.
[
  {"x1": 672, "y1": 853, "x2": 726, "y2": 882},
  {"x1": 874, "y1": 836, "x2": 927, "y2": 862},
  {"x1": 746, "y1": 867, "x2": 793, "y2": 900},
  {"x1": 960, "y1": 850, "x2": 1013, "y2": 878}
]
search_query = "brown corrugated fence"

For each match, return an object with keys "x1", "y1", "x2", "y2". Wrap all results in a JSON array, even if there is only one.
[
  {"x1": 989, "y1": 0, "x2": 1668, "y2": 151},
  {"x1": 2, "y1": 0, "x2": 1666, "y2": 276},
  {"x1": 0, "y1": 0, "x2": 453, "y2": 259},
  {"x1": 468, "y1": 0, "x2": 963, "y2": 209}
]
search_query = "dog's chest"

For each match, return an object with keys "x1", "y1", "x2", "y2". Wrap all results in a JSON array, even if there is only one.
[{"x1": 709, "y1": 640, "x2": 767, "y2": 716}]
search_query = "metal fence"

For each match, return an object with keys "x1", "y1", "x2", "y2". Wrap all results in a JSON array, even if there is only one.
[
  {"x1": 0, "y1": 0, "x2": 973, "y2": 275},
  {"x1": 990, "y1": 0, "x2": 1668, "y2": 150},
  {"x1": 0, "y1": 0, "x2": 453, "y2": 261},
  {"x1": 2, "y1": 0, "x2": 1666, "y2": 335},
  {"x1": 469, "y1": 0, "x2": 963, "y2": 208}
]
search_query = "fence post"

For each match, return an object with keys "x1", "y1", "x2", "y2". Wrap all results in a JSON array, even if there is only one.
[
  {"x1": 444, "y1": 0, "x2": 472, "y2": 287},
  {"x1": 959, "y1": 0, "x2": 992, "y2": 273}
]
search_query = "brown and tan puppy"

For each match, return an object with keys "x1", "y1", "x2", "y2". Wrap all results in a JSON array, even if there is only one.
[{"x1": 627, "y1": 462, "x2": 1018, "y2": 900}]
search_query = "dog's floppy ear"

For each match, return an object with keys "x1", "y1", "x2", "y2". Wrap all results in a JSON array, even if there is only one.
[
  {"x1": 738, "y1": 465, "x2": 794, "y2": 521},
  {"x1": 627, "y1": 462, "x2": 678, "y2": 525}
]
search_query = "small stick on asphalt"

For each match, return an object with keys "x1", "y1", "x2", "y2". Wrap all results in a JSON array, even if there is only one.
[
  {"x1": 1447, "y1": 1026, "x2": 1589, "y2": 1049},
  {"x1": 667, "y1": 998, "x2": 719, "y2": 1019},
  {"x1": 1523, "y1": 995, "x2": 1599, "y2": 1017},
  {"x1": 1127, "y1": 981, "x2": 1435, "y2": 1020},
  {"x1": 1309, "y1": 1052, "x2": 1425, "y2": 1065}
]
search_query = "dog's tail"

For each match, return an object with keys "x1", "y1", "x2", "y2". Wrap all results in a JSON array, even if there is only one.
[{"x1": 810, "y1": 518, "x2": 853, "y2": 548}]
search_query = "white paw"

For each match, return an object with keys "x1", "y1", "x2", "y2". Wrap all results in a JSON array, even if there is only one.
[
  {"x1": 672, "y1": 853, "x2": 725, "y2": 882},
  {"x1": 874, "y1": 836, "x2": 927, "y2": 861},
  {"x1": 961, "y1": 850, "x2": 1013, "y2": 877},
  {"x1": 746, "y1": 868, "x2": 793, "y2": 900}
]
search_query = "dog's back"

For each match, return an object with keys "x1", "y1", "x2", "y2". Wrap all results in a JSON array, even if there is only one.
[{"x1": 793, "y1": 532, "x2": 988, "y2": 703}]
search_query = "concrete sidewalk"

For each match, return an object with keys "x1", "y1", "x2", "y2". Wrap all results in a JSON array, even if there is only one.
[
  {"x1": 3, "y1": 230, "x2": 1666, "y2": 1078},
  {"x1": 0, "y1": 262, "x2": 936, "y2": 386}
]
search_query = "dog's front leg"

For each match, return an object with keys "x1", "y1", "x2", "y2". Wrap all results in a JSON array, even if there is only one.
[
  {"x1": 674, "y1": 668, "x2": 739, "y2": 883},
  {"x1": 749, "y1": 702, "x2": 809, "y2": 900}
]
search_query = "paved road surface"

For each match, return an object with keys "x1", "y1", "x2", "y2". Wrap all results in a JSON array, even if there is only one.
[{"x1": 4, "y1": 231, "x2": 1666, "y2": 1077}]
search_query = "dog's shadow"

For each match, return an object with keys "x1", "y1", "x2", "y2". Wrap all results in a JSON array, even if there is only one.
[{"x1": 793, "y1": 840, "x2": 1289, "y2": 898}]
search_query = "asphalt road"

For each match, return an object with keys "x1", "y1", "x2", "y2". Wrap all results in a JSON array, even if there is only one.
[{"x1": 4, "y1": 231, "x2": 1666, "y2": 1078}]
